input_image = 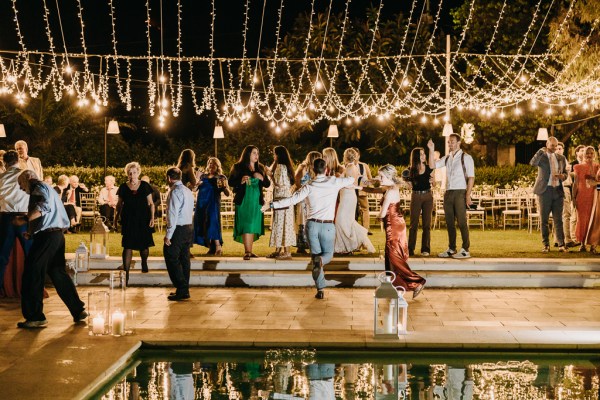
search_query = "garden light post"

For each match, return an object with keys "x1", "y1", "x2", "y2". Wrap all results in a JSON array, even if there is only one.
[
  {"x1": 0, "y1": 124, "x2": 6, "y2": 138},
  {"x1": 213, "y1": 124, "x2": 224, "y2": 157},
  {"x1": 104, "y1": 118, "x2": 120, "y2": 178},
  {"x1": 327, "y1": 124, "x2": 338, "y2": 147}
]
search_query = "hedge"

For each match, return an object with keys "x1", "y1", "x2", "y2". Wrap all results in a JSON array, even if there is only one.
[{"x1": 45, "y1": 163, "x2": 538, "y2": 193}]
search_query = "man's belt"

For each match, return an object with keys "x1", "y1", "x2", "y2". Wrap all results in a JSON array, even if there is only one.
[
  {"x1": 308, "y1": 218, "x2": 334, "y2": 224},
  {"x1": 35, "y1": 227, "x2": 65, "y2": 236}
]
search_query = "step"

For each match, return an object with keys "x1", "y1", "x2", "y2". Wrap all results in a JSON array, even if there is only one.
[
  {"x1": 73, "y1": 255, "x2": 600, "y2": 273},
  {"x1": 74, "y1": 269, "x2": 600, "y2": 288}
]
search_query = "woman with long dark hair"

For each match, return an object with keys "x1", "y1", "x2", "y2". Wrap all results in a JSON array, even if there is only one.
[
  {"x1": 267, "y1": 145, "x2": 297, "y2": 259},
  {"x1": 194, "y1": 157, "x2": 230, "y2": 255},
  {"x1": 406, "y1": 144, "x2": 435, "y2": 256},
  {"x1": 228, "y1": 145, "x2": 271, "y2": 260},
  {"x1": 177, "y1": 149, "x2": 198, "y2": 190}
]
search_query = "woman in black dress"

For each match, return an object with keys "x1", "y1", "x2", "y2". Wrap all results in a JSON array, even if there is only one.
[
  {"x1": 406, "y1": 144, "x2": 435, "y2": 257},
  {"x1": 115, "y1": 162, "x2": 155, "y2": 284}
]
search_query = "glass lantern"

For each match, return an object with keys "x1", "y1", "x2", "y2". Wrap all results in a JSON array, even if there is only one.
[
  {"x1": 74, "y1": 241, "x2": 89, "y2": 272},
  {"x1": 88, "y1": 291, "x2": 110, "y2": 336},
  {"x1": 90, "y1": 217, "x2": 110, "y2": 259},
  {"x1": 109, "y1": 271, "x2": 136, "y2": 335},
  {"x1": 374, "y1": 271, "x2": 408, "y2": 339}
]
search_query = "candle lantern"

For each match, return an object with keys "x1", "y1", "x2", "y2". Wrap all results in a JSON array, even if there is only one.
[
  {"x1": 88, "y1": 291, "x2": 110, "y2": 336},
  {"x1": 90, "y1": 217, "x2": 110, "y2": 259},
  {"x1": 374, "y1": 271, "x2": 408, "y2": 339},
  {"x1": 74, "y1": 241, "x2": 89, "y2": 272},
  {"x1": 375, "y1": 364, "x2": 409, "y2": 400},
  {"x1": 109, "y1": 271, "x2": 135, "y2": 335}
]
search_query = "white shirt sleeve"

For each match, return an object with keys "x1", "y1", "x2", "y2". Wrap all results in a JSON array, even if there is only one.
[{"x1": 272, "y1": 184, "x2": 310, "y2": 209}]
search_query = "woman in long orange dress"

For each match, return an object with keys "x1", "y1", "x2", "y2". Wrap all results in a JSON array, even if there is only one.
[
  {"x1": 573, "y1": 146, "x2": 600, "y2": 252},
  {"x1": 365, "y1": 165, "x2": 426, "y2": 298},
  {"x1": 584, "y1": 166, "x2": 600, "y2": 253}
]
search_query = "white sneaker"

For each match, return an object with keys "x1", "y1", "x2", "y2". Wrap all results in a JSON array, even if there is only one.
[
  {"x1": 438, "y1": 249, "x2": 456, "y2": 258},
  {"x1": 452, "y1": 248, "x2": 471, "y2": 259},
  {"x1": 421, "y1": 252, "x2": 430, "y2": 257}
]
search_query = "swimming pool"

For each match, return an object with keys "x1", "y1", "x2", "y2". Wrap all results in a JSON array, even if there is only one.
[{"x1": 94, "y1": 349, "x2": 599, "y2": 399}]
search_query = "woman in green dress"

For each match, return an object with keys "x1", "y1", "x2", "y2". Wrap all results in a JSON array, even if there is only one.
[{"x1": 228, "y1": 145, "x2": 271, "y2": 260}]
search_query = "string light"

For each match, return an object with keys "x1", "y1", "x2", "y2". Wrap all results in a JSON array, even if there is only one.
[{"x1": 0, "y1": 0, "x2": 599, "y2": 128}]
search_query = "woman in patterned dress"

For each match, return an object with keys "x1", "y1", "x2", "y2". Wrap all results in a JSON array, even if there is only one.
[{"x1": 267, "y1": 146, "x2": 297, "y2": 259}]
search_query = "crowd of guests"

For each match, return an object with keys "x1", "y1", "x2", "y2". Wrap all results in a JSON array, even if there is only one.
[
  {"x1": 531, "y1": 137, "x2": 600, "y2": 254},
  {"x1": 1, "y1": 136, "x2": 599, "y2": 321}
]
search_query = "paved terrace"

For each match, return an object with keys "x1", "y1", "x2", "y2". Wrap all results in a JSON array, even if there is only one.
[{"x1": 0, "y1": 286, "x2": 599, "y2": 399}]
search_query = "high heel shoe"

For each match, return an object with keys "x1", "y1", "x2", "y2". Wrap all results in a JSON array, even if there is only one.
[
  {"x1": 243, "y1": 253, "x2": 251, "y2": 260},
  {"x1": 215, "y1": 249, "x2": 223, "y2": 256}
]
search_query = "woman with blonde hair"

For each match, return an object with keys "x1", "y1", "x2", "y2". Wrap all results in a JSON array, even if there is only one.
[
  {"x1": 322, "y1": 147, "x2": 345, "y2": 177},
  {"x1": 294, "y1": 151, "x2": 322, "y2": 253},
  {"x1": 365, "y1": 165, "x2": 426, "y2": 298},
  {"x1": 333, "y1": 148, "x2": 375, "y2": 254},
  {"x1": 115, "y1": 162, "x2": 155, "y2": 283},
  {"x1": 194, "y1": 157, "x2": 230, "y2": 255}
]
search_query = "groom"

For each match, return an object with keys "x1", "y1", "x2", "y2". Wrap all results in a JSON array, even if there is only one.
[{"x1": 263, "y1": 158, "x2": 355, "y2": 299}]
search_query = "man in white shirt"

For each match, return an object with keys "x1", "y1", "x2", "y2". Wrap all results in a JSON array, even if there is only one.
[
  {"x1": 14, "y1": 140, "x2": 43, "y2": 181},
  {"x1": 0, "y1": 151, "x2": 32, "y2": 292},
  {"x1": 264, "y1": 158, "x2": 355, "y2": 299},
  {"x1": 430, "y1": 135, "x2": 475, "y2": 259},
  {"x1": 98, "y1": 175, "x2": 118, "y2": 229},
  {"x1": 163, "y1": 167, "x2": 195, "y2": 301}
]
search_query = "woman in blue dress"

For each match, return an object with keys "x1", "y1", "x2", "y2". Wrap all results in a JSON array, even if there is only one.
[{"x1": 194, "y1": 157, "x2": 230, "y2": 255}]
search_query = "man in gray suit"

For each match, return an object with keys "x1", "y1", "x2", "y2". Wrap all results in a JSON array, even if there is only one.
[{"x1": 530, "y1": 136, "x2": 569, "y2": 253}]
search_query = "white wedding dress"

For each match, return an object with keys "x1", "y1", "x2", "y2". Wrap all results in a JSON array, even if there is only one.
[{"x1": 334, "y1": 165, "x2": 376, "y2": 254}]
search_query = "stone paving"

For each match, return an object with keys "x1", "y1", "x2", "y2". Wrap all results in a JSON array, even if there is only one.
[{"x1": 0, "y1": 287, "x2": 599, "y2": 398}]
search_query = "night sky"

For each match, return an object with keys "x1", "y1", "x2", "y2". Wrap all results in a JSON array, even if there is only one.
[{"x1": 0, "y1": 0, "x2": 461, "y2": 137}]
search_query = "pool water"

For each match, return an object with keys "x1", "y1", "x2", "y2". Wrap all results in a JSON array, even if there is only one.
[{"x1": 95, "y1": 349, "x2": 599, "y2": 399}]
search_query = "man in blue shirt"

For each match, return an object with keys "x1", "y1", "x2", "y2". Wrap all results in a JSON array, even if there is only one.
[
  {"x1": 164, "y1": 167, "x2": 195, "y2": 301},
  {"x1": 16, "y1": 170, "x2": 87, "y2": 328},
  {"x1": 0, "y1": 151, "x2": 32, "y2": 293}
]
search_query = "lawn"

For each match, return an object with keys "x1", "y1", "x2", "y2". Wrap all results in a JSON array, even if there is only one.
[{"x1": 65, "y1": 227, "x2": 598, "y2": 259}]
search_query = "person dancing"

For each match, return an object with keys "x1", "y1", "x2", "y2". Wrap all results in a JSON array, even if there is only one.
[
  {"x1": 267, "y1": 146, "x2": 296, "y2": 260},
  {"x1": 293, "y1": 151, "x2": 322, "y2": 254},
  {"x1": 364, "y1": 165, "x2": 426, "y2": 298}
]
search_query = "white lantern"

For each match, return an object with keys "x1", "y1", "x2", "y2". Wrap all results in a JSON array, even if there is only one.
[
  {"x1": 75, "y1": 241, "x2": 89, "y2": 272},
  {"x1": 90, "y1": 217, "x2": 110, "y2": 259},
  {"x1": 374, "y1": 272, "x2": 408, "y2": 339},
  {"x1": 375, "y1": 364, "x2": 409, "y2": 400}
]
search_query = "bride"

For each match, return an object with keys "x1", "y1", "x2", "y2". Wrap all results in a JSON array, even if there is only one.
[{"x1": 334, "y1": 148, "x2": 376, "y2": 254}]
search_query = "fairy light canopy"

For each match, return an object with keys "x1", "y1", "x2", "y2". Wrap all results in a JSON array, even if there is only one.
[{"x1": 0, "y1": 0, "x2": 599, "y2": 132}]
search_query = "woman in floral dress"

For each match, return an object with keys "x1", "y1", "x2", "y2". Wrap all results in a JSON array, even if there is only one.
[{"x1": 267, "y1": 146, "x2": 297, "y2": 259}]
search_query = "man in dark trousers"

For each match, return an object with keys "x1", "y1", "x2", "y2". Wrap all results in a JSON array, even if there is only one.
[
  {"x1": 16, "y1": 170, "x2": 87, "y2": 328},
  {"x1": 530, "y1": 136, "x2": 569, "y2": 253},
  {"x1": 0, "y1": 151, "x2": 31, "y2": 293},
  {"x1": 163, "y1": 167, "x2": 194, "y2": 301}
]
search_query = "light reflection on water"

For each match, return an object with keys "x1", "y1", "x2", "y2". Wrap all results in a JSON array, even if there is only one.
[{"x1": 98, "y1": 350, "x2": 600, "y2": 400}]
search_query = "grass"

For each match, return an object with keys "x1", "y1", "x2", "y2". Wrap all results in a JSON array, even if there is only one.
[{"x1": 66, "y1": 226, "x2": 598, "y2": 259}]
